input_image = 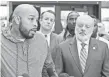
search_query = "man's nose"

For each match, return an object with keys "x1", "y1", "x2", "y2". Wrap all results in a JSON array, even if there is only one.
[
  {"x1": 47, "y1": 20, "x2": 51, "y2": 24},
  {"x1": 73, "y1": 19, "x2": 76, "y2": 23},
  {"x1": 33, "y1": 20, "x2": 38, "y2": 28},
  {"x1": 81, "y1": 25, "x2": 86, "y2": 31}
]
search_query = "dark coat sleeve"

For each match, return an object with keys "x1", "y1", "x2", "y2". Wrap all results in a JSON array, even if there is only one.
[
  {"x1": 42, "y1": 46, "x2": 58, "y2": 77},
  {"x1": 53, "y1": 45, "x2": 64, "y2": 75},
  {"x1": 102, "y1": 44, "x2": 109, "y2": 77}
]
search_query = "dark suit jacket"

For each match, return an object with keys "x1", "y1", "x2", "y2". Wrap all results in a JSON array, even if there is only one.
[
  {"x1": 48, "y1": 33, "x2": 60, "y2": 61},
  {"x1": 42, "y1": 32, "x2": 60, "y2": 77},
  {"x1": 49, "y1": 33, "x2": 59, "y2": 52},
  {"x1": 54, "y1": 36, "x2": 109, "y2": 77}
]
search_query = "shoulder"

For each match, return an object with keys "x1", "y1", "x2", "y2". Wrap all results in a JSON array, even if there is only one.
[
  {"x1": 51, "y1": 32, "x2": 58, "y2": 38},
  {"x1": 51, "y1": 32, "x2": 62, "y2": 43},
  {"x1": 35, "y1": 31, "x2": 45, "y2": 38},
  {"x1": 33, "y1": 31, "x2": 46, "y2": 42},
  {"x1": 93, "y1": 38, "x2": 107, "y2": 44},
  {"x1": 91, "y1": 38, "x2": 108, "y2": 48},
  {"x1": 56, "y1": 34, "x2": 64, "y2": 43},
  {"x1": 1, "y1": 33, "x2": 13, "y2": 45},
  {"x1": 28, "y1": 31, "x2": 48, "y2": 52},
  {"x1": 59, "y1": 37, "x2": 72, "y2": 48},
  {"x1": 29, "y1": 31, "x2": 47, "y2": 46},
  {"x1": 99, "y1": 37, "x2": 109, "y2": 45}
]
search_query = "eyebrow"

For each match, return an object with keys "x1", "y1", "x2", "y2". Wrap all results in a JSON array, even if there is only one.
[
  {"x1": 28, "y1": 15, "x2": 39, "y2": 19},
  {"x1": 29, "y1": 15, "x2": 36, "y2": 17}
]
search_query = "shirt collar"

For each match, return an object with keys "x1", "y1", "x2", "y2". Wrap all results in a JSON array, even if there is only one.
[
  {"x1": 76, "y1": 37, "x2": 90, "y2": 45},
  {"x1": 39, "y1": 30, "x2": 51, "y2": 37},
  {"x1": 2, "y1": 27, "x2": 25, "y2": 43}
]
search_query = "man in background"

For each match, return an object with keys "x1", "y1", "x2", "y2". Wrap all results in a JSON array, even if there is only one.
[
  {"x1": 97, "y1": 22, "x2": 109, "y2": 48},
  {"x1": 58, "y1": 11, "x2": 79, "y2": 42},
  {"x1": 39, "y1": 10, "x2": 57, "y2": 47},
  {"x1": 39, "y1": 10, "x2": 59, "y2": 77},
  {"x1": 90, "y1": 15, "x2": 99, "y2": 38}
]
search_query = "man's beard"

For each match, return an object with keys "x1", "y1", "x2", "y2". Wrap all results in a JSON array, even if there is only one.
[
  {"x1": 75, "y1": 27, "x2": 92, "y2": 42},
  {"x1": 67, "y1": 23, "x2": 75, "y2": 36},
  {"x1": 19, "y1": 23, "x2": 34, "y2": 39}
]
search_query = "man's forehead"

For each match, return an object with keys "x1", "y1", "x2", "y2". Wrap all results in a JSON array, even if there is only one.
[
  {"x1": 43, "y1": 12, "x2": 54, "y2": 17},
  {"x1": 77, "y1": 15, "x2": 94, "y2": 23},
  {"x1": 68, "y1": 15, "x2": 78, "y2": 18},
  {"x1": 77, "y1": 20, "x2": 94, "y2": 25},
  {"x1": 69, "y1": 12, "x2": 79, "y2": 16},
  {"x1": 42, "y1": 12, "x2": 55, "y2": 19},
  {"x1": 21, "y1": 9, "x2": 39, "y2": 18},
  {"x1": 13, "y1": 4, "x2": 38, "y2": 17}
]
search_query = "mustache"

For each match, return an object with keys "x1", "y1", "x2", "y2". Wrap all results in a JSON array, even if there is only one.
[
  {"x1": 30, "y1": 28, "x2": 37, "y2": 32},
  {"x1": 79, "y1": 31, "x2": 86, "y2": 35}
]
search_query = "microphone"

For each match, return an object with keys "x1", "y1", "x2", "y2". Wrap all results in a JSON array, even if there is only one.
[
  {"x1": 22, "y1": 73, "x2": 29, "y2": 77},
  {"x1": 47, "y1": 68, "x2": 55, "y2": 77},
  {"x1": 59, "y1": 73, "x2": 69, "y2": 77},
  {"x1": 51, "y1": 76, "x2": 58, "y2": 77}
]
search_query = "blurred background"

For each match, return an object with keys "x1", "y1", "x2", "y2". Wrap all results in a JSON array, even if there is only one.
[{"x1": 0, "y1": 1, "x2": 109, "y2": 34}]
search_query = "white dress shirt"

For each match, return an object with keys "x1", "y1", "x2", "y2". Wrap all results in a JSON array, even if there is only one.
[
  {"x1": 38, "y1": 31, "x2": 51, "y2": 46},
  {"x1": 76, "y1": 38, "x2": 90, "y2": 60},
  {"x1": 44, "y1": 33, "x2": 51, "y2": 46}
]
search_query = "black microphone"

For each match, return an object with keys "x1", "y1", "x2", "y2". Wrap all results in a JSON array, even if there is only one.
[
  {"x1": 47, "y1": 68, "x2": 55, "y2": 77},
  {"x1": 59, "y1": 73, "x2": 69, "y2": 77},
  {"x1": 22, "y1": 73, "x2": 29, "y2": 77}
]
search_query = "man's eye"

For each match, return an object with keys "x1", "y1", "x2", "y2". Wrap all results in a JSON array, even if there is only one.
[
  {"x1": 86, "y1": 25, "x2": 90, "y2": 28},
  {"x1": 50, "y1": 19, "x2": 54, "y2": 22},
  {"x1": 69, "y1": 18, "x2": 73, "y2": 20},
  {"x1": 45, "y1": 18, "x2": 49, "y2": 20},
  {"x1": 36, "y1": 19, "x2": 38, "y2": 22},
  {"x1": 29, "y1": 18, "x2": 34, "y2": 21},
  {"x1": 98, "y1": 26, "x2": 101, "y2": 28},
  {"x1": 78, "y1": 24, "x2": 83, "y2": 27}
]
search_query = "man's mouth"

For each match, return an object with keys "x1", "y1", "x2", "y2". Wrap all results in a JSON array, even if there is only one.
[
  {"x1": 47, "y1": 25, "x2": 51, "y2": 27},
  {"x1": 30, "y1": 28, "x2": 37, "y2": 34},
  {"x1": 79, "y1": 32, "x2": 86, "y2": 36},
  {"x1": 31, "y1": 28, "x2": 37, "y2": 32},
  {"x1": 30, "y1": 30, "x2": 36, "y2": 34}
]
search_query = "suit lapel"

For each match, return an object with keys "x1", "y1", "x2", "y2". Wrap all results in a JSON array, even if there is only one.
[
  {"x1": 69, "y1": 36, "x2": 83, "y2": 74},
  {"x1": 84, "y1": 38, "x2": 98, "y2": 74}
]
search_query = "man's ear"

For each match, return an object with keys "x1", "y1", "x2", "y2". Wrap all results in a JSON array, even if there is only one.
[{"x1": 14, "y1": 16, "x2": 21, "y2": 25}]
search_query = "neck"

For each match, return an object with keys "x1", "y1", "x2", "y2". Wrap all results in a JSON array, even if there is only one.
[
  {"x1": 11, "y1": 24, "x2": 25, "y2": 40},
  {"x1": 40, "y1": 27, "x2": 51, "y2": 35},
  {"x1": 76, "y1": 37, "x2": 89, "y2": 43}
]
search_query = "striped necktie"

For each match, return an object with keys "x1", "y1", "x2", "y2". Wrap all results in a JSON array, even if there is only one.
[{"x1": 80, "y1": 42, "x2": 87, "y2": 73}]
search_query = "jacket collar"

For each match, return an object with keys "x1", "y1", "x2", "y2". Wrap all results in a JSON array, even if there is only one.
[{"x1": 2, "y1": 27, "x2": 25, "y2": 43}]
